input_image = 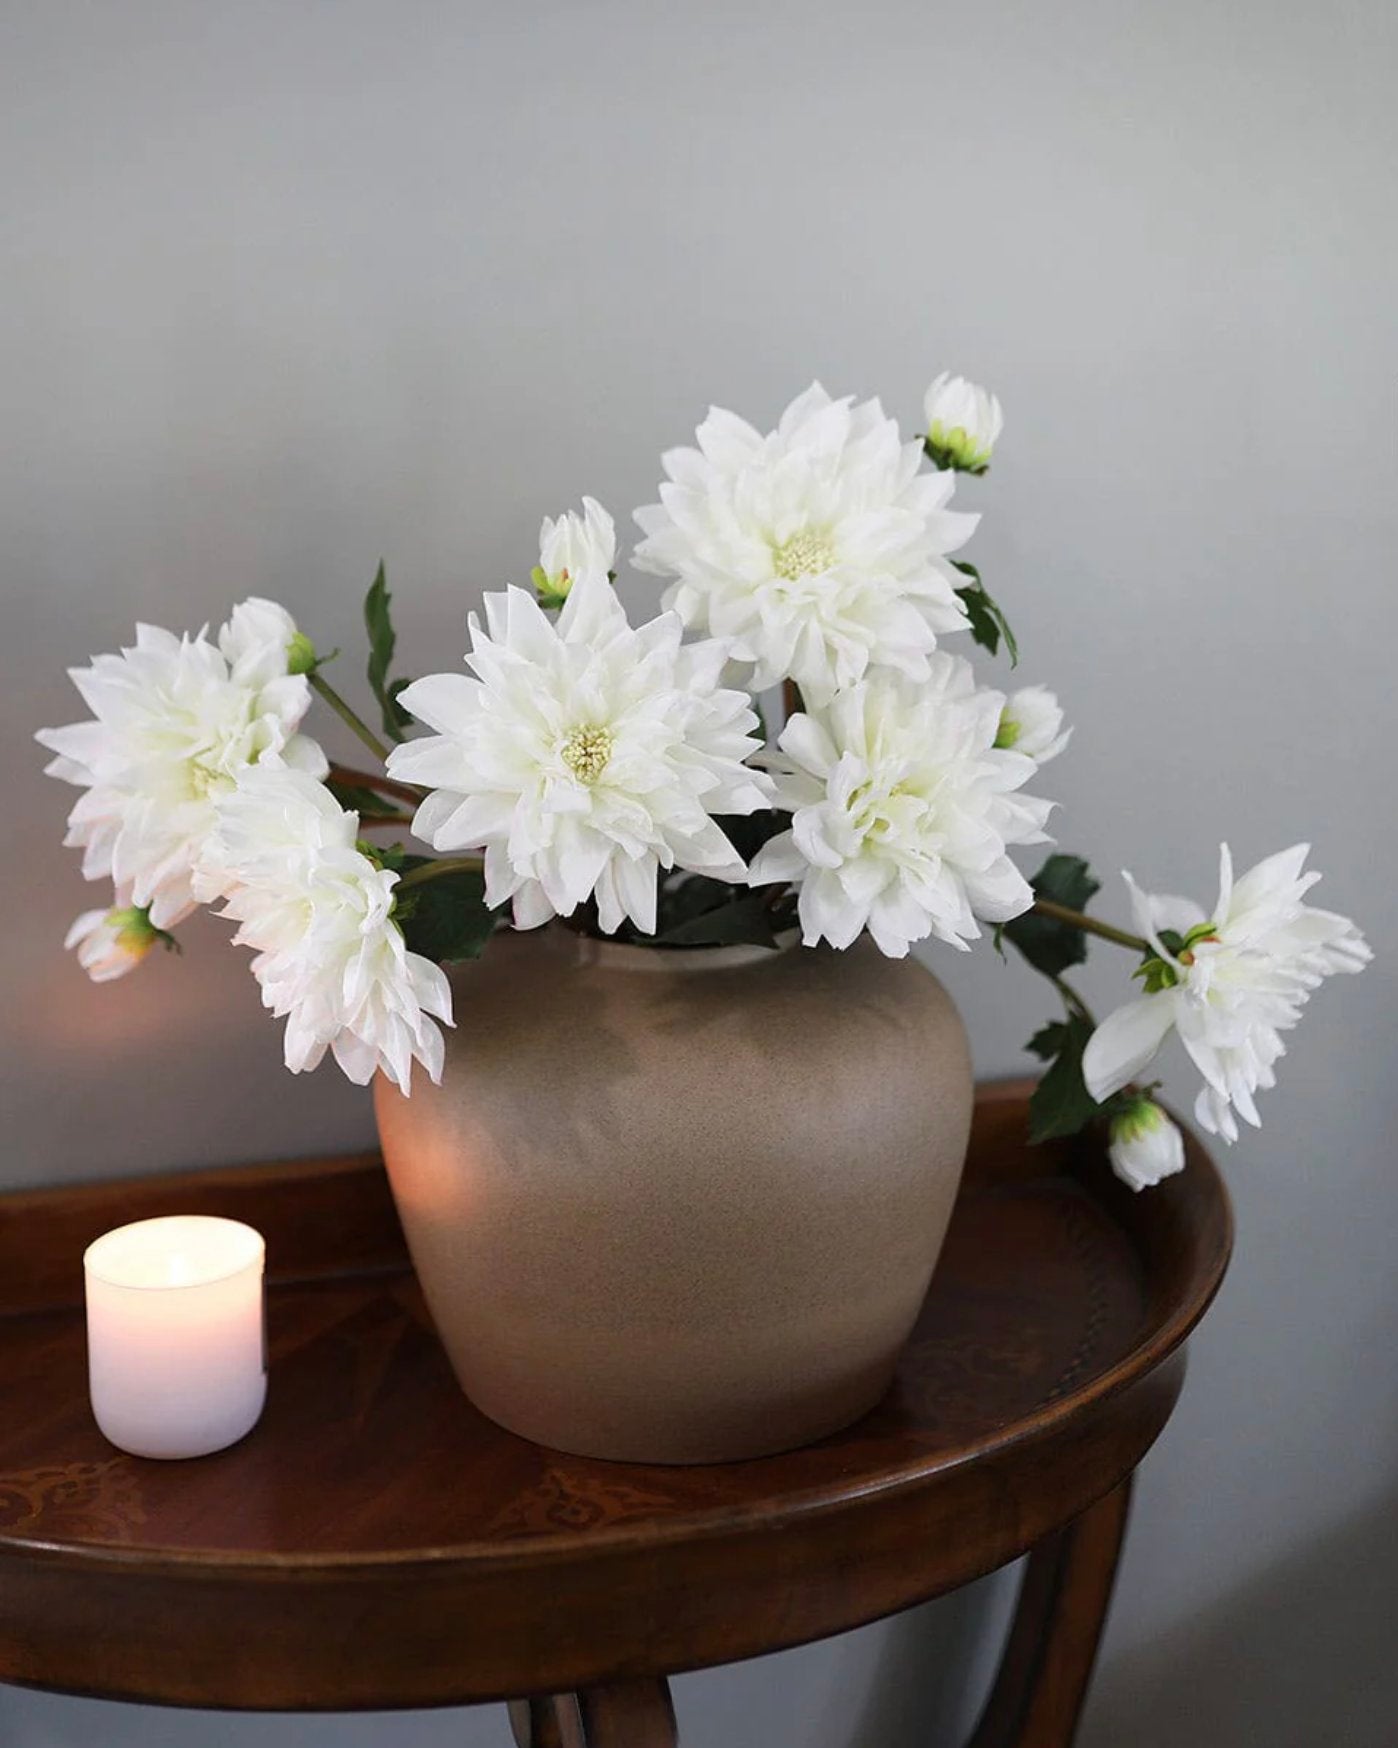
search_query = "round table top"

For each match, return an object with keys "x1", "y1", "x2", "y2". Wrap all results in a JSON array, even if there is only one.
[{"x1": 0, "y1": 1081, "x2": 1230, "y2": 1711}]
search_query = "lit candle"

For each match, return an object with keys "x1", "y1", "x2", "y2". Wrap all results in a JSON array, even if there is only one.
[{"x1": 84, "y1": 1215, "x2": 266, "y2": 1459}]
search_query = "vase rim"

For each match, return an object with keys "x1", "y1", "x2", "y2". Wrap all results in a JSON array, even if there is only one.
[{"x1": 503, "y1": 923, "x2": 802, "y2": 975}]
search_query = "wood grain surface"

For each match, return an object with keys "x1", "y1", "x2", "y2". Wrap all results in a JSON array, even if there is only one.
[{"x1": 0, "y1": 1082, "x2": 1231, "y2": 1715}]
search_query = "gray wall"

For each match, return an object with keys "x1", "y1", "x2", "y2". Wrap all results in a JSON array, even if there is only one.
[{"x1": 3, "y1": 3, "x2": 1395, "y2": 1744}]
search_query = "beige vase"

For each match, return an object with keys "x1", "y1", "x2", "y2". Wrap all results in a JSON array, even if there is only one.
[{"x1": 374, "y1": 925, "x2": 974, "y2": 1464}]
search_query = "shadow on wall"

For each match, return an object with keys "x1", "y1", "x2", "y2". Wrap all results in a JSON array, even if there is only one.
[{"x1": 1080, "y1": 1484, "x2": 1398, "y2": 1748}]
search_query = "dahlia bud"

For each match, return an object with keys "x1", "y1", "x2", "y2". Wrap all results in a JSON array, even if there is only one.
[
  {"x1": 1108, "y1": 1096, "x2": 1185, "y2": 1192},
  {"x1": 924, "y1": 372, "x2": 1003, "y2": 473}
]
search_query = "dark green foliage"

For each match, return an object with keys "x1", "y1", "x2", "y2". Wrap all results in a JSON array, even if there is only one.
[
  {"x1": 392, "y1": 861, "x2": 497, "y2": 964},
  {"x1": 1025, "y1": 1012, "x2": 1102, "y2": 1143},
  {"x1": 952, "y1": 560, "x2": 1018, "y2": 665},
  {"x1": 364, "y1": 565, "x2": 414, "y2": 742},
  {"x1": 652, "y1": 891, "x2": 789, "y2": 949},
  {"x1": 1001, "y1": 855, "x2": 1101, "y2": 979},
  {"x1": 642, "y1": 813, "x2": 797, "y2": 948},
  {"x1": 328, "y1": 777, "x2": 400, "y2": 818}
]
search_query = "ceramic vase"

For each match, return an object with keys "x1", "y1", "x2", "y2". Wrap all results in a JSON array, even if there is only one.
[{"x1": 374, "y1": 925, "x2": 973, "y2": 1463}]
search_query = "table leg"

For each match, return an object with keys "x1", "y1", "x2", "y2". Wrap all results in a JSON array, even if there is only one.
[
  {"x1": 509, "y1": 1679, "x2": 678, "y2": 1748},
  {"x1": 966, "y1": 1475, "x2": 1132, "y2": 1748}
]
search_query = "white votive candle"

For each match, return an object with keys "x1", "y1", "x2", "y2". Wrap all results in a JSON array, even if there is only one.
[{"x1": 84, "y1": 1215, "x2": 266, "y2": 1460}]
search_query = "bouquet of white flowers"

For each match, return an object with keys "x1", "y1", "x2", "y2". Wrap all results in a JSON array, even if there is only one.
[{"x1": 38, "y1": 374, "x2": 1369, "y2": 1189}]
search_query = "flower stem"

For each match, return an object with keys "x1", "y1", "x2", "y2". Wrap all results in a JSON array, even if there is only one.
[
  {"x1": 327, "y1": 761, "x2": 425, "y2": 806},
  {"x1": 310, "y1": 671, "x2": 392, "y2": 763},
  {"x1": 395, "y1": 855, "x2": 483, "y2": 891},
  {"x1": 357, "y1": 811, "x2": 416, "y2": 829},
  {"x1": 1050, "y1": 973, "x2": 1096, "y2": 1026},
  {"x1": 1030, "y1": 897, "x2": 1148, "y2": 954}
]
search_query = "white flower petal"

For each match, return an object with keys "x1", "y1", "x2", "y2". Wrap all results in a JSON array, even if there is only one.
[
  {"x1": 37, "y1": 600, "x2": 319, "y2": 928},
  {"x1": 1112, "y1": 844, "x2": 1366, "y2": 1142},
  {"x1": 390, "y1": 568, "x2": 769, "y2": 938},
  {"x1": 1082, "y1": 996, "x2": 1177, "y2": 1102},
  {"x1": 204, "y1": 765, "x2": 449, "y2": 1094},
  {"x1": 633, "y1": 383, "x2": 975, "y2": 699},
  {"x1": 756, "y1": 661, "x2": 1055, "y2": 958}
]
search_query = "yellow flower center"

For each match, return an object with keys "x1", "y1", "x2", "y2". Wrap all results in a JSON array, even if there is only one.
[
  {"x1": 186, "y1": 758, "x2": 224, "y2": 799},
  {"x1": 559, "y1": 724, "x2": 614, "y2": 784},
  {"x1": 772, "y1": 529, "x2": 836, "y2": 582}
]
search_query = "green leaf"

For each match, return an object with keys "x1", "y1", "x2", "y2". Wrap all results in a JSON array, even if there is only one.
[
  {"x1": 952, "y1": 561, "x2": 1019, "y2": 666},
  {"x1": 393, "y1": 864, "x2": 497, "y2": 964},
  {"x1": 1025, "y1": 1020, "x2": 1068, "y2": 1061},
  {"x1": 1026, "y1": 1011, "x2": 1102, "y2": 1142},
  {"x1": 364, "y1": 564, "x2": 414, "y2": 742},
  {"x1": 652, "y1": 891, "x2": 785, "y2": 949},
  {"x1": 1002, "y1": 854, "x2": 1102, "y2": 979}
]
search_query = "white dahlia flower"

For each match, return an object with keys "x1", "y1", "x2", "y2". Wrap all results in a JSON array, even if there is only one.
[
  {"x1": 64, "y1": 903, "x2": 165, "y2": 983},
  {"x1": 37, "y1": 600, "x2": 326, "y2": 929},
  {"x1": 632, "y1": 383, "x2": 976, "y2": 707},
  {"x1": 534, "y1": 496, "x2": 616, "y2": 606},
  {"x1": 923, "y1": 372, "x2": 1004, "y2": 473},
  {"x1": 1083, "y1": 845, "x2": 1371, "y2": 1143},
  {"x1": 997, "y1": 686, "x2": 1071, "y2": 764},
  {"x1": 748, "y1": 654, "x2": 1054, "y2": 957},
  {"x1": 386, "y1": 570, "x2": 772, "y2": 935},
  {"x1": 1107, "y1": 1096, "x2": 1186, "y2": 1192},
  {"x1": 203, "y1": 765, "x2": 452, "y2": 1094}
]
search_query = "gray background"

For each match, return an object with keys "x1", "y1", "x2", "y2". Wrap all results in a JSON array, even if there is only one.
[{"x1": 3, "y1": 2, "x2": 1394, "y2": 1743}]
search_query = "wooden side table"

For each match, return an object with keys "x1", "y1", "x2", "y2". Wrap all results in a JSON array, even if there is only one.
[{"x1": 0, "y1": 1081, "x2": 1230, "y2": 1746}]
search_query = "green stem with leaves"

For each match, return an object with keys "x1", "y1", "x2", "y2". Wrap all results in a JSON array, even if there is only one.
[{"x1": 310, "y1": 670, "x2": 392, "y2": 764}]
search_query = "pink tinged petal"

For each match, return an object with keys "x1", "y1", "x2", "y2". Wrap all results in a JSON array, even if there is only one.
[
  {"x1": 1082, "y1": 996, "x2": 1178, "y2": 1102},
  {"x1": 146, "y1": 888, "x2": 198, "y2": 930},
  {"x1": 64, "y1": 910, "x2": 107, "y2": 950}
]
